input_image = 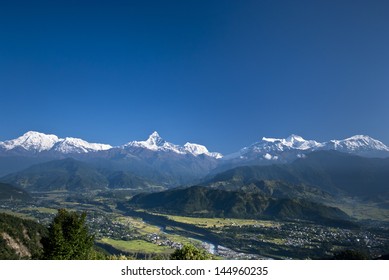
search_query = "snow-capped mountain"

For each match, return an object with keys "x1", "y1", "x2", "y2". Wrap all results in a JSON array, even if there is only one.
[
  {"x1": 0, "y1": 131, "x2": 112, "y2": 154},
  {"x1": 243, "y1": 134, "x2": 322, "y2": 153},
  {"x1": 1, "y1": 130, "x2": 389, "y2": 188},
  {"x1": 123, "y1": 131, "x2": 223, "y2": 159},
  {"x1": 232, "y1": 134, "x2": 389, "y2": 161},
  {"x1": 324, "y1": 135, "x2": 389, "y2": 153},
  {"x1": 52, "y1": 137, "x2": 112, "y2": 154},
  {"x1": 1, "y1": 131, "x2": 388, "y2": 161},
  {"x1": 0, "y1": 131, "x2": 222, "y2": 159},
  {"x1": 0, "y1": 131, "x2": 60, "y2": 152},
  {"x1": 183, "y1": 143, "x2": 223, "y2": 159},
  {"x1": 0, "y1": 131, "x2": 223, "y2": 185},
  {"x1": 124, "y1": 131, "x2": 184, "y2": 154}
]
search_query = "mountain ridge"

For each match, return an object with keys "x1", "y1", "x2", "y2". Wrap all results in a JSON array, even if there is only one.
[
  {"x1": 0, "y1": 158, "x2": 163, "y2": 192},
  {"x1": 128, "y1": 185, "x2": 351, "y2": 224},
  {"x1": 230, "y1": 134, "x2": 389, "y2": 161},
  {"x1": 0, "y1": 131, "x2": 112, "y2": 154},
  {"x1": 0, "y1": 131, "x2": 222, "y2": 159},
  {"x1": 1, "y1": 131, "x2": 388, "y2": 185},
  {"x1": 1, "y1": 131, "x2": 388, "y2": 160},
  {"x1": 205, "y1": 150, "x2": 389, "y2": 199}
]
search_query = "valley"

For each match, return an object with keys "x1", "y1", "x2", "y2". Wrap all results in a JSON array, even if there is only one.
[
  {"x1": 1, "y1": 189, "x2": 389, "y2": 260},
  {"x1": 1, "y1": 131, "x2": 389, "y2": 260},
  {"x1": 3, "y1": 0, "x2": 389, "y2": 270}
]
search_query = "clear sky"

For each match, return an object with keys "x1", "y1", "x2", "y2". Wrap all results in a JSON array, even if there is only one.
[{"x1": 0, "y1": 0, "x2": 388, "y2": 154}]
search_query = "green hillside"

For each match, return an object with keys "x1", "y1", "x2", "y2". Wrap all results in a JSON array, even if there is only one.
[
  {"x1": 129, "y1": 186, "x2": 350, "y2": 224},
  {"x1": 0, "y1": 213, "x2": 47, "y2": 259}
]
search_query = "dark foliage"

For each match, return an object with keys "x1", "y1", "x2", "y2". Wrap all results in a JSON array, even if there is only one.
[
  {"x1": 0, "y1": 213, "x2": 47, "y2": 259},
  {"x1": 129, "y1": 186, "x2": 350, "y2": 223},
  {"x1": 41, "y1": 209, "x2": 95, "y2": 260},
  {"x1": 333, "y1": 249, "x2": 369, "y2": 260},
  {"x1": 170, "y1": 244, "x2": 210, "y2": 260}
]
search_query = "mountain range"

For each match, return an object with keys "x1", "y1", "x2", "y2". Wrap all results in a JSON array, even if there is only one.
[
  {"x1": 0, "y1": 131, "x2": 112, "y2": 154},
  {"x1": 1, "y1": 131, "x2": 389, "y2": 160},
  {"x1": 0, "y1": 131, "x2": 388, "y2": 188},
  {"x1": 226, "y1": 134, "x2": 389, "y2": 164},
  {"x1": 1, "y1": 131, "x2": 389, "y2": 223},
  {"x1": 0, "y1": 131, "x2": 222, "y2": 158}
]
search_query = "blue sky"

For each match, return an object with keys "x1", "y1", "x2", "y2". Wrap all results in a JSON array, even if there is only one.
[{"x1": 0, "y1": 0, "x2": 388, "y2": 153}]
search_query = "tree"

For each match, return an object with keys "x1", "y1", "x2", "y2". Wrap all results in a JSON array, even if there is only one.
[
  {"x1": 42, "y1": 209, "x2": 95, "y2": 260},
  {"x1": 170, "y1": 244, "x2": 210, "y2": 260}
]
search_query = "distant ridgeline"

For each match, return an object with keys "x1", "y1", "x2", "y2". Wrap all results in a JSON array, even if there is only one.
[{"x1": 204, "y1": 151, "x2": 389, "y2": 199}]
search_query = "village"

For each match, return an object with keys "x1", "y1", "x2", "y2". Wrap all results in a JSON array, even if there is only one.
[{"x1": 1, "y1": 199, "x2": 389, "y2": 259}]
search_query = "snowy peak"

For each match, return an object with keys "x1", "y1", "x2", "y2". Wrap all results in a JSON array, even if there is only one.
[
  {"x1": 0, "y1": 131, "x2": 112, "y2": 154},
  {"x1": 262, "y1": 134, "x2": 311, "y2": 147},
  {"x1": 124, "y1": 131, "x2": 177, "y2": 152},
  {"x1": 285, "y1": 134, "x2": 305, "y2": 144},
  {"x1": 124, "y1": 132, "x2": 223, "y2": 158},
  {"x1": 234, "y1": 134, "x2": 389, "y2": 161},
  {"x1": 327, "y1": 135, "x2": 389, "y2": 152},
  {"x1": 245, "y1": 134, "x2": 322, "y2": 155},
  {"x1": 0, "y1": 131, "x2": 59, "y2": 152},
  {"x1": 145, "y1": 131, "x2": 166, "y2": 147},
  {"x1": 53, "y1": 137, "x2": 112, "y2": 154},
  {"x1": 2, "y1": 131, "x2": 387, "y2": 160},
  {"x1": 184, "y1": 143, "x2": 223, "y2": 159},
  {"x1": 262, "y1": 134, "x2": 306, "y2": 144},
  {"x1": 184, "y1": 142, "x2": 209, "y2": 155},
  {"x1": 279, "y1": 134, "x2": 322, "y2": 150},
  {"x1": 0, "y1": 131, "x2": 223, "y2": 158}
]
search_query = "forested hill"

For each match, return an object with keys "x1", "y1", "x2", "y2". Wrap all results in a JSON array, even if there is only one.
[
  {"x1": 0, "y1": 213, "x2": 47, "y2": 259},
  {"x1": 128, "y1": 186, "x2": 351, "y2": 225},
  {"x1": 0, "y1": 182, "x2": 31, "y2": 201}
]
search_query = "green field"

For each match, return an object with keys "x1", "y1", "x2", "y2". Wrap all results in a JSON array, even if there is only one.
[
  {"x1": 0, "y1": 209, "x2": 33, "y2": 219},
  {"x1": 21, "y1": 207, "x2": 58, "y2": 214},
  {"x1": 115, "y1": 216, "x2": 162, "y2": 234},
  {"x1": 99, "y1": 238, "x2": 174, "y2": 254},
  {"x1": 153, "y1": 213, "x2": 281, "y2": 228},
  {"x1": 115, "y1": 215, "x2": 198, "y2": 244}
]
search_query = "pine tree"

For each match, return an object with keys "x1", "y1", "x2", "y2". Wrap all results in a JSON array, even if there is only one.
[{"x1": 42, "y1": 209, "x2": 95, "y2": 260}]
